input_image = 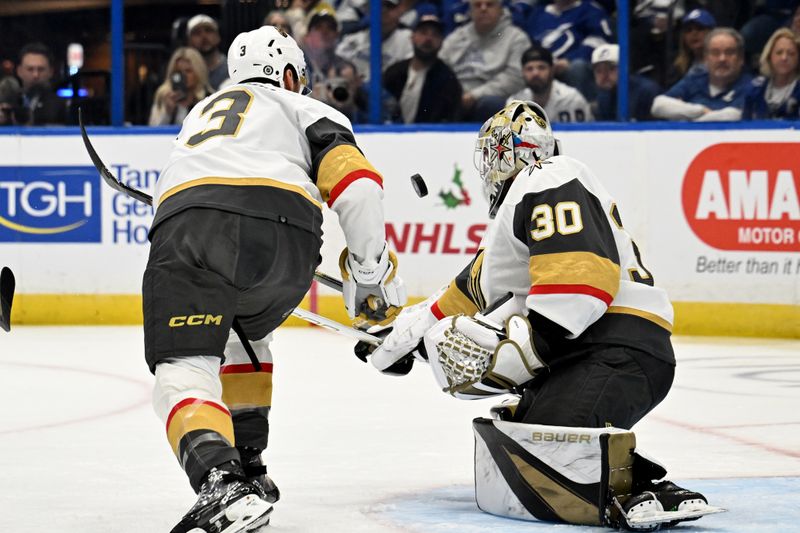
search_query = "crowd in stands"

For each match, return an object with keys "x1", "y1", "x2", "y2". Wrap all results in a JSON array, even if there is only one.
[{"x1": 3, "y1": 0, "x2": 800, "y2": 125}]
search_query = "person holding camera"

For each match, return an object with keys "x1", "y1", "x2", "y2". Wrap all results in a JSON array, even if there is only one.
[
  {"x1": 148, "y1": 47, "x2": 212, "y2": 126},
  {"x1": 302, "y1": 9, "x2": 368, "y2": 122},
  {"x1": 0, "y1": 76, "x2": 27, "y2": 126}
]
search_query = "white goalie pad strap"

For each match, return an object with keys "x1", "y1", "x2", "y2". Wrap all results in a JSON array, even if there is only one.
[
  {"x1": 425, "y1": 315, "x2": 546, "y2": 399},
  {"x1": 473, "y1": 418, "x2": 636, "y2": 526}
]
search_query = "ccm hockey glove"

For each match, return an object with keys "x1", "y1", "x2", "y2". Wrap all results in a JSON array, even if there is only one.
[{"x1": 339, "y1": 244, "x2": 406, "y2": 327}]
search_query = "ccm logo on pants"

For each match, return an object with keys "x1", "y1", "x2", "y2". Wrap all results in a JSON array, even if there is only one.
[{"x1": 168, "y1": 314, "x2": 223, "y2": 327}]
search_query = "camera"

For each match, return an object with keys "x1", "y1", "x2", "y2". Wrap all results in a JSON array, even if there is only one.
[
  {"x1": 0, "y1": 76, "x2": 27, "y2": 126},
  {"x1": 170, "y1": 71, "x2": 187, "y2": 94},
  {"x1": 326, "y1": 77, "x2": 350, "y2": 103}
]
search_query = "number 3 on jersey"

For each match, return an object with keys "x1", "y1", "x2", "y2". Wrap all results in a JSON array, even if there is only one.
[{"x1": 186, "y1": 89, "x2": 254, "y2": 147}]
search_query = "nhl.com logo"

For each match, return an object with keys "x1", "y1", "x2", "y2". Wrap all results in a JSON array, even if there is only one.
[
  {"x1": 682, "y1": 143, "x2": 800, "y2": 252},
  {"x1": 0, "y1": 166, "x2": 101, "y2": 243}
]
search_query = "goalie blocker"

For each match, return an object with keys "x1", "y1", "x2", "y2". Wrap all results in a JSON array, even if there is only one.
[{"x1": 473, "y1": 417, "x2": 725, "y2": 531}]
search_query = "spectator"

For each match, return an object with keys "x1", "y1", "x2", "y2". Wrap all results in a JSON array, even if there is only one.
[
  {"x1": 789, "y1": 4, "x2": 800, "y2": 33},
  {"x1": 15, "y1": 42, "x2": 65, "y2": 125},
  {"x1": 507, "y1": 45, "x2": 593, "y2": 122},
  {"x1": 629, "y1": 0, "x2": 685, "y2": 84},
  {"x1": 652, "y1": 27, "x2": 752, "y2": 121},
  {"x1": 666, "y1": 9, "x2": 716, "y2": 87},
  {"x1": 337, "y1": 0, "x2": 413, "y2": 83},
  {"x1": 592, "y1": 43, "x2": 660, "y2": 121},
  {"x1": 741, "y1": 1, "x2": 800, "y2": 63},
  {"x1": 440, "y1": 0, "x2": 530, "y2": 121},
  {"x1": 186, "y1": 14, "x2": 228, "y2": 91},
  {"x1": 148, "y1": 47, "x2": 212, "y2": 126},
  {"x1": 285, "y1": 0, "x2": 337, "y2": 42},
  {"x1": 384, "y1": 3, "x2": 462, "y2": 123},
  {"x1": 0, "y1": 76, "x2": 26, "y2": 126},
  {"x1": 263, "y1": 10, "x2": 294, "y2": 35},
  {"x1": 302, "y1": 10, "x2": 368, "y2": 122},
  {"x1": 743, "y1": 28, "x2": 800, "y2": 119},
  {"x1": 523, "y1": 0, "x2": 613, "y2": 100}
]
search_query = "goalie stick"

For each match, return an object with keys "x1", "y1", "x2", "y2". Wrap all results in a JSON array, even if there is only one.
[{"x1": 0, "y1": 266, "x2": 15, "y2": 332}]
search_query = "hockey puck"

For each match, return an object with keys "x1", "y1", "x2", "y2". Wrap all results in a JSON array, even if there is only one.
[{"x1": 410, "y1": 173, "x2": 428, "y2": 198}]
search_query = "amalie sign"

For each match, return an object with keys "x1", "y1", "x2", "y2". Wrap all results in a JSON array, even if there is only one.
[{"x1": 682, "y1": 143, "x2": 800, "y2": 252}]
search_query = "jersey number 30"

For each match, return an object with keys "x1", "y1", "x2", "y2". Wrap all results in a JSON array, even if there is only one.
[
  {"x1": 530, "y1": 201, "x2": 584, "y2": 241},
  {"x1": 186, "y1": 89, "x2": 254, "y2": 147}
]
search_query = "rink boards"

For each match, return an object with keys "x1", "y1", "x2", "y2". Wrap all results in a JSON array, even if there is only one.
[{"x1": 0, "y1": 126, "x2": 797, "y2": 337}]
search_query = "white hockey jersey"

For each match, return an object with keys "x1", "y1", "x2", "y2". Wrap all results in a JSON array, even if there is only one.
[
  {"x1": 151, "y1": 82, "x2": 386, "y2": 263},
  {"x1": 432, "y1": 155, "x2": 674, "y2": 364}
]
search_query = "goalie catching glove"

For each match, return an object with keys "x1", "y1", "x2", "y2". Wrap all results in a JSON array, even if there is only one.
[
  {"x1": 424, "y1": 313, "x2": 546, "y2": 399},
  {"x1": 339, "y1": 244, "x2": 406, "y2": 327}
]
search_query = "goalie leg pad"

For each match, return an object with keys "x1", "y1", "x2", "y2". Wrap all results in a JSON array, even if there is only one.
[{"x1": 473, "y1": 417, "x2": 636, "y2": 526}]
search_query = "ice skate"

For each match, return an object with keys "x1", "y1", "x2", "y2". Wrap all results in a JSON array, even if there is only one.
[
  {"x1": 615, "y1": 480, "x2": 726, "y2": 531},
  {"x1": 239, "y1": 447, "x2": 280, "y2": 504},
  {"x1": 170, "y1": 461, "x2": 273, "y2": 533}
]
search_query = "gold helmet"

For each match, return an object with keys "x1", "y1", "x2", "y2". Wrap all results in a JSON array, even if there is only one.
[{"x1": 474, "y1": 100, "x2": 556, "y2": 217}]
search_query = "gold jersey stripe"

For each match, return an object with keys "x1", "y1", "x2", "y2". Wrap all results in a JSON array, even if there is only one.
[
  {"x1": 166, "y1": 402, "x2": 235, "y2": 455},
  {"x1": 221, "y1": 372, "x2": 273, "y2": 409},
  {"x1": 607, "y1": 306, "x2": 673, "y2": 333},
  {"x1": 158, "y1": 176, "x2": 322, "y2": 208},
  {"x1": 316, "y1": 144, "x2": 381, "y2": 203},
  {"x1": 468, "y1": 251, "x2": 486, "y2": 310},
  {"x1": 436, "y1": 282, "x2": 480, "y2": 317},
  {"x1": 530, "y1": 251, "x2": 620, "y2": 298}
]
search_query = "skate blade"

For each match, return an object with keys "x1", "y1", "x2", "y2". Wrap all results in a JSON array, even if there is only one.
[
  {"x1": 627, "y1": 504, "x2": 727, "y2": 526},
  {"x1": 220, "y1": 494, "x2": 273, "y2": 533}
]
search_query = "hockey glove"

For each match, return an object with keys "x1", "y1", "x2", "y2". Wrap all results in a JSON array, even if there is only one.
[
  {"x1": 424, "y1": 313, "x2": 546, "y2": 399},
  {"x1": 369, "y1": 295, "x2": 441, "y2": 372},
  {"x1": 340, "y1": 244, "x2": 406, "y2": 326}
]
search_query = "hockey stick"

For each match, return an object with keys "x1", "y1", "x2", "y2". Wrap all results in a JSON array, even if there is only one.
[{"x1": 0, "y1": 266, "x2": 15, "y2": 332}]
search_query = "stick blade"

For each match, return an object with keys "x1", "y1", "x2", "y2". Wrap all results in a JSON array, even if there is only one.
[
  {"x1": 79, "y1": 108, "x2": 154, "y2": 206},
  {"x1": 0, "y1": 266, "x2": 16, "y2": 332}
]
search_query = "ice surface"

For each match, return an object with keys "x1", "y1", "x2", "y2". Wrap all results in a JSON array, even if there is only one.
[{"x1": 0, "y1": 327, "x2": 798, "y2": 532}]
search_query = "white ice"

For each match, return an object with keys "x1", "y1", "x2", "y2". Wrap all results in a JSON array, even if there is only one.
[{"x1": 1, "y1": 327, "x2": 798, "y2": 532}]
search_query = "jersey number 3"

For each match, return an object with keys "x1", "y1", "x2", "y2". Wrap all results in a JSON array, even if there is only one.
[{"x1": 186, "y1": 89, "x2": 254, "y2": 147}]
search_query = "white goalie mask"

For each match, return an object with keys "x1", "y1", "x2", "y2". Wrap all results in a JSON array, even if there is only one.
[
  {"x1": 474, "y1": 100, "x2": 557, "y2": 218},
  {"x1": 228, "y1": 26, "x2": 310, "y2": 94}
]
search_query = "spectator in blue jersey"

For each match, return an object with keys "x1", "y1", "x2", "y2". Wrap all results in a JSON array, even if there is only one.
[
  {"x1": 592, "y1": 44, "x2": 659, "y2": 121},
  {"x1": 664, "y1": 8, "x2": 717, "y2": 88},
  {"x1": 384, "y1": 4, "x2": 463, "y2": 123},
  {"x1": 743, "y1": 28, "x2": 800, "y2": 119},
  {"x1": 439, "y1": 0, "x2": 530, "y2": 121},
  {"x1": 651, "y1": 27, "x2": 752, "y2": 121},
  {"x1": 522, "y1": 0, "x2": 613, "y2": 100}
]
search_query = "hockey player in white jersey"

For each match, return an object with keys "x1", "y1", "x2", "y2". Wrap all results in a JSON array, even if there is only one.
[
  {"x1": 144, "y1": 26, "x2": 405, "y2": 533},
  {"x1": 368, "y1": 101, "x2": 723, "y2": 530}
]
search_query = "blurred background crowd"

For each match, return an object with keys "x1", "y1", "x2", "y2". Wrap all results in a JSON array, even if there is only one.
[{"x1": 1, "y1": 0, "x2": 800, "y2": 126}]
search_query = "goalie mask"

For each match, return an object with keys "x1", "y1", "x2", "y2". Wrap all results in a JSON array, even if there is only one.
[
  {"x1": 228, "y1": 26, "x2": 310, "y2": 94},
  {"x1": 474, "y1": 100, "x2": 556, "y2": 218}
]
